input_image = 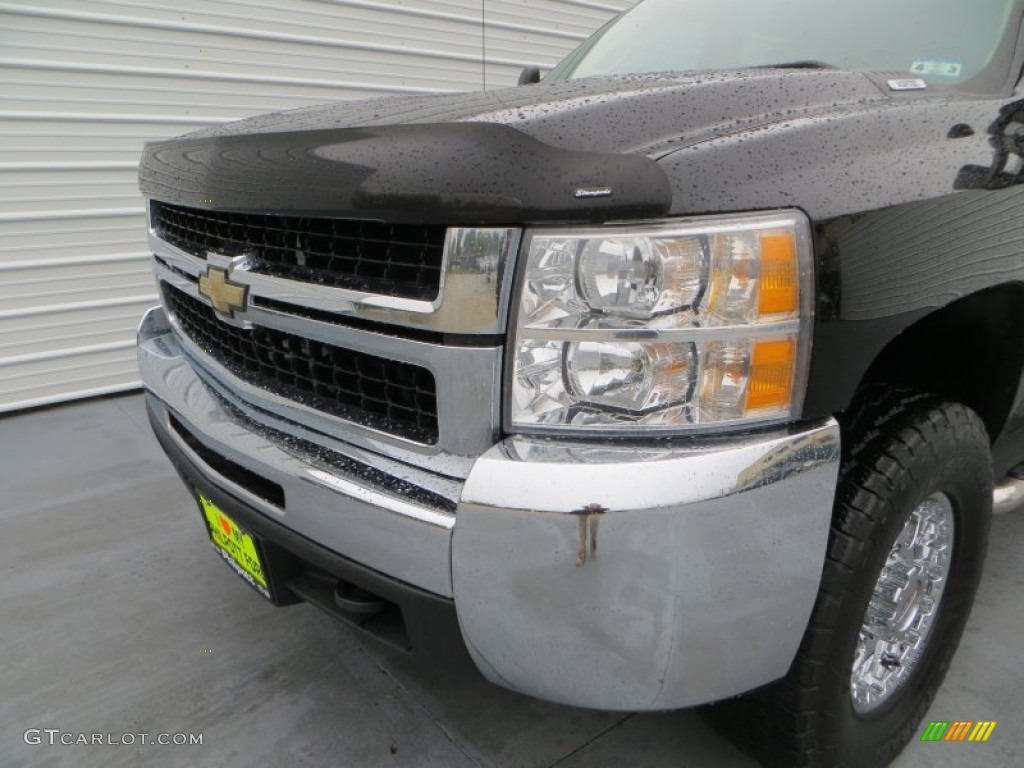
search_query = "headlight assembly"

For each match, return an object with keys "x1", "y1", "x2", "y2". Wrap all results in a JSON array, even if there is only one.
[{"x1": 507, "y1": 211, "x2": 813, "y2": 434}]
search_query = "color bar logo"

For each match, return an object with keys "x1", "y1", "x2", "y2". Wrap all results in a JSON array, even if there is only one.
[{"x1": 921, "y1": 721, "x2": 997, "y2": 742}]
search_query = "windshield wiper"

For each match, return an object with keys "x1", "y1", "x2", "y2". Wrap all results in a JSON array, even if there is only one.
[{"x1": 753, "y1": 60, "x2": 839, "y2": 70}]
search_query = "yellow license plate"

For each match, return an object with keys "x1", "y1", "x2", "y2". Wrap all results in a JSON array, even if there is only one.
[{"x1": 199, "y1": 495, "x2": 272, "y2": 600}]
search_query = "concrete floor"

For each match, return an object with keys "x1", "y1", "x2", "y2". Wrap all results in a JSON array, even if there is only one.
[{"x1": 1, "y1": 392, "x2": 1020, "y2": 768}]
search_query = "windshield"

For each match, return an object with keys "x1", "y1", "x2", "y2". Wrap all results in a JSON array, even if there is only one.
[{"x1": 548, "y1": 0, "x2": 1020, "y2": 91}]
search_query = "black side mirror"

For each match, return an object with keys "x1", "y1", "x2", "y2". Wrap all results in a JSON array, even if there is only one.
[{"x1": 518, "y1": 66, "x2": 541, "y2": 86}]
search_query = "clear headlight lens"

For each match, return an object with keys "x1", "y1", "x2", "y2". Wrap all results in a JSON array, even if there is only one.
[
  {"x1": 565, "y1": 341, "x2": 697, "y2": 411},
  {"x1": 508, "y1": 211, "x2": 812, "y2": 434},
  {"x1": 576, "y1": 236, "x2": 706, "y2": 316}
]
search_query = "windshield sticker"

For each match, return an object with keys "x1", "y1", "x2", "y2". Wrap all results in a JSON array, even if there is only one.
[
  {"x1": 910, "y1": 59, "x2": 962, "y2": 78},
  {"x1": 888, "y1": 78, "x2": 928, "y2": 92}
]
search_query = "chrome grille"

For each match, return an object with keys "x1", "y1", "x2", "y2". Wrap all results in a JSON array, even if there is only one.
[
  {"x1": 151, "y1": 201, "x2": 446, "y2": 300},
  {"x1": 148, "y1": 200, "x2": 516, "y2": 462},
  {"x1": 162, "y1": 283, "x2": 439, "y2": 444}
]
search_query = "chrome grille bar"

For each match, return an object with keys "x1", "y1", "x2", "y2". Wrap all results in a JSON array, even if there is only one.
[{"x1": 148, "y1": 201, "x2": 521, "y2": 335}]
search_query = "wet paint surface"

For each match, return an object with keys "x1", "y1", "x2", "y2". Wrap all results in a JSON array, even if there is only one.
[{"x1": 139, "y1": 68, "x2": 1024, "y2": 463}]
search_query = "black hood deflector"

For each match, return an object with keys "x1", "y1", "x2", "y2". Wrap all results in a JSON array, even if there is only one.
[{"x1": 139, "y1": 122, "x2": 672, "y2": 225}]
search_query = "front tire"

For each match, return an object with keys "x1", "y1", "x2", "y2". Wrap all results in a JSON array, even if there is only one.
[{"x1": 714, "y1": 391, "x2": 992, "y2": 767}]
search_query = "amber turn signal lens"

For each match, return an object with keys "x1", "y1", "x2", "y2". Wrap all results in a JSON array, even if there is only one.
[
  {"x1": 758, "y1": 231, "x2": 799, "y2": 317},
  {"x1": 746, "y1": 338, "x2": 796, "y2": 412}
]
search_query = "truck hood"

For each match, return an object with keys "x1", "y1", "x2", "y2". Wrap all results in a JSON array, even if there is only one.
[
  {"x1": 142, "y1": 70, "x2": 984, "y2": 223},
  {"x1": 181, "y1": 69, "x2": 888, "y2": 158}
]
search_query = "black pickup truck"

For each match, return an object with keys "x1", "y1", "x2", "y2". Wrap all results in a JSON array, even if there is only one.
[{"x1": 136, "y1": 1, "x2": 1024, "y2": 765}]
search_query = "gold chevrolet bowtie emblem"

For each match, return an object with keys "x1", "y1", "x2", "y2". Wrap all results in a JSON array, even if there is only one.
[{"x1": 198, "y1": 267, "x2": 248, "y2": 317}]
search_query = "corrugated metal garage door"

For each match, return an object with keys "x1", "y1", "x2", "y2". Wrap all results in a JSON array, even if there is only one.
[{"x1": 0, "y1": 0, "x2": 635, "y2": 412}]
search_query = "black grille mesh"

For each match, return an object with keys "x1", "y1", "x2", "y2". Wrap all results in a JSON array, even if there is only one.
[
  {"x1": 151, "y1": 201, "x2": 446, "y2": 300},
  {"x1": 162, "y1": 284, "x2": 439, "y2": 444}
]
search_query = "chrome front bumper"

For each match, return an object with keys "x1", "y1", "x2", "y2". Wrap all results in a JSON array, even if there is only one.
[{"x1": 139, "y1": 305, "x2": 841, "y2": 710}]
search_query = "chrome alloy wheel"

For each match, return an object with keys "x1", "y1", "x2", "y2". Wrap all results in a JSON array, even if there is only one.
[{"x1": 850, "y1": 492, "x2": 955, "y2": 714}]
